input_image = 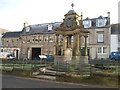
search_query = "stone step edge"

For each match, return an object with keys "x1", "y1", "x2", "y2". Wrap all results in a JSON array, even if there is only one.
[{"x1": 32, "y1": 75, "x2": 56, "y2": 80}]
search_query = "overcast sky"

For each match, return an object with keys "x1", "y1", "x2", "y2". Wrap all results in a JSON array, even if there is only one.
[{"x1": 0, "y1": 0, "x2": 119, "y2": 31}]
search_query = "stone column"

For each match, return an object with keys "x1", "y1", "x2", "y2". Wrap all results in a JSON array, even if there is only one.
[
  {"x1": 73, "y1": 34, "x2": 79, "y2": 56},
  {"x1": 68, "y1": 35, "x2": 72, "y2": 48},
  {"x1": 79, "y1": 35, "x2": 82, "y2": 56},
  {"x1": 63, "y1": 35, "x2": 67, "y2": 55},
  {"x1": 55, "y1": 34, "x2": 59, "y2": 55},
  {"x1": 84, "y1": 36, "x2": 88, "y2": 56}
]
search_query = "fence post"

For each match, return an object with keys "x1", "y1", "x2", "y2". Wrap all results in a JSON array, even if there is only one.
[
  {"x1": 89, "y1": 59, "x2": 92, "y2": 76},
  {"x1": 13, "y1": 60, "x2": 15, "y2": 69},
  {"x1": 23, "y1": 59, "x2": 25, "y2": 69},
  {"x1": 66, "y1": 61, "x2": 68, "y2": 74}
]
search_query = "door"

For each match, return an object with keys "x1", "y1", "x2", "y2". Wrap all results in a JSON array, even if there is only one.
[{"x1": 32, "y1": 48, "x2": 41, "y2": 60}]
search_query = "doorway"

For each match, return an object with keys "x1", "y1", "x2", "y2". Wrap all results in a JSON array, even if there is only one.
[
  {"x1": 32, "y1": 48, "x2": 41, "y2": 60},
  {"x1": 16, "y1": 49, "x2": 19, "y2": 59}
]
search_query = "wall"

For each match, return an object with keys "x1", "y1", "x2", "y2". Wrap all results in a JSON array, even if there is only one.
[
  {"x1": 111, "y1": 35, "x2": 118, "y2": 52},
  {"x1": 86, "y1": 27, "x2": 111, "y2": 59},
  {"x1": 0, "y1": 34, "x2": 3, "y2": 52}
]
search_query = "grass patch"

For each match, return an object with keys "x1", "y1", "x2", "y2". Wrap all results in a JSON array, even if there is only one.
[
  {"x1": 3, "y1": 68, "x2": 32, "y2": 77},
  {"x1": 0, "y1": 64, "x2": 48, "y2": 70},
  {"x1": 56, "y1": 73, "x2": 119, "y2": 88}
]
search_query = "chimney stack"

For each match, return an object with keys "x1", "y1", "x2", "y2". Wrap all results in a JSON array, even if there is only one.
[
  {"x1": 81, "y1": 12, "x2": 83, "y2": 20},
  {"x1": 107, "y1": 12, "x2": 110, "y2": 18},
  {"x1": 24, "y1": 21, "x2": 28, "y2": 27}
]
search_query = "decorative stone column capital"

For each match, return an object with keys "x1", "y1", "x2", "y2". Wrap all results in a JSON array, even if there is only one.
[
  {"x1": 84, "y1": 35, "x2": 88, "y2": 38},
  {"x1": 56, "y1": 34, "x2": 59, "y2": 36}
]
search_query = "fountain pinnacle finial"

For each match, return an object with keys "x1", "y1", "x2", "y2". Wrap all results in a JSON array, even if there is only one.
[{"x1": 71, "y1": 3, "x2": 74, "y2": 10}]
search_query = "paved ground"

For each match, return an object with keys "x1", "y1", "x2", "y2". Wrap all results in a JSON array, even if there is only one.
[{"x1": 2, "y1": 75, "x2": 92, "y2": 88}]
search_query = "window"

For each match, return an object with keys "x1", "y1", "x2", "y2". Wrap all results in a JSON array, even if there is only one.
[
  {"x1": 32, "y1": 36, "x2": 39, "y2": 43},
  {"x1": 22, "y1": 37, "x2": 26, "y2": 43},
  {"x1": 49, "y1": 36, "x2": 54, "y2": 42},
  {"x1": 1, "y1": 49, "x2": 3, "y2": 52},
  {"x1": 44, "y1": 36, "x2": 49, "y2": 42},
  {"x1": 26, "y1": 27, "x2": 30, "y2": 32},
  {"x1": 118, "y1": 35, "x2": 120, "y2": 42},
  {"x1": 48, "y1": 24, "x2": 52, "y2": 30},
  {"x1": 97, "y1": 47, "x2": 107, "y2": 54},
  {"x1": 97, "y1": 47, "x2": 102, "y2": 53},
  {"x1": 59, "y1": 35, "x2": 63, "y2": 42},
  {"x1": 96, "y1": 18, "x2": 107, "y2": 27},
  {"x1": 34, "y1": 36, "x2": 39, "y2": 43},
  {"x1": 83, "y1": 20, "x2": 92, "y2": 28},
  {"x1": 103, "y1": 47, "x2": 107, "y2": 53},
  {"x1": 118, "y1": 48, "x2": 120, "y2": 52},
  {"x1": 39, "y1": 36, "x2": 42, "y2": 42},
  {"x1": 97, "y1": 32, "x2": 104, "y2": 43},
  {"x1": 32, "y1": 36, "x2": 35, "y2": 43}
]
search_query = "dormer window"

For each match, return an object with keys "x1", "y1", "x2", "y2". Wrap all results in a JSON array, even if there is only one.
[
  {"x1": 25, "y1": 26, "x2": 30, "y2": 32},
  {"x1": 96, "y1": 16, "x2": 107, "y2": 27},
  {"x1": 48, "y1": 24, "x2": 53, "y2": 30},
  {"x1": 83, "y1": 17, "x2": 91, "y2": 28}
]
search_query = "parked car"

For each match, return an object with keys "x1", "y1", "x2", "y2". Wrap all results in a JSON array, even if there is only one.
[
  {"x1": 0, "y1": 52, "x2": 15, "y2": 60},
  {"x1": 39, "y1": 55, "x2": 54, "y2": 62},
  {"x1": 109, "y1": 52, "x2": 120, "y2": 60},
  {"x1": 45, "y1": 55, "x2": 54, "y2": 62}
]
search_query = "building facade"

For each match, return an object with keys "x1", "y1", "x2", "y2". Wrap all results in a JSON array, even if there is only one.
[
  {"x1": 111, "y1": 24, "x2": 120, "y2": 52},
  {"x1": 1, "y1": 32, "x2": 21, "y2": 59},
  {"x1": 0, "y1": 28, "x2": 9, "y2": 52},
  {"x1": 19, "y1": 22, "x2": 61, "y2": 59},
  {"x1": 82, "y1": 14, "x2": 111, "y2": 59},
  {"x1": 1, "y1": 11, "x2": 111, "y2": 60}
]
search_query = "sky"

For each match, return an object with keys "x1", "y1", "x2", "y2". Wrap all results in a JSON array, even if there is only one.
[{"x1": 0, "y1": 0, "x2": 119, "y2": 31}]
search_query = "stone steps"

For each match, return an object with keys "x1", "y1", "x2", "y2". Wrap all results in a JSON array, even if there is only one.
[{"x1": 32, "y1": 67, "x2": 66, "y2": 80}]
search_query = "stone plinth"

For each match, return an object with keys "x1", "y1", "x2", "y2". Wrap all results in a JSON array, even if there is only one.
[
  {"x1": 54, "y1": 55, "x2": 89, "y2": 65},
  {"x1": 80, "y1": 56, "x2": 89, "y2": 64}
]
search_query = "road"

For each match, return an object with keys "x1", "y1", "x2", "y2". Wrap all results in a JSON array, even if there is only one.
[{"x1": 2, "y1": 75, "x2": 92, "y2": 88}]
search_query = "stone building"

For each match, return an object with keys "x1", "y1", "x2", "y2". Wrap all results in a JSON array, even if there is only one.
[
  {"x1": 82, "y1": 13, "x2": 111, "y2": 59},
  {"x1": 1, "y1": 10, "x2": 111, "y2": 60},
  {"x1": 110, "y1": 24, "x2": 120, "y2": 52},
  {"x1": 19, "y1": 22, "x2": 61, "y2": 59},
  {"x1": 1, "y1": 32, "x2": 21, "y2": 59},
  {"x1": 0, "y1": 28, "x2": 9, "y2": 52}
]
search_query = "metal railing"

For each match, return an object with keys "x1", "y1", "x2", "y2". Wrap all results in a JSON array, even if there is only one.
[{"x1": 1, "y1": 58, "x2": 119, "y2": 76}]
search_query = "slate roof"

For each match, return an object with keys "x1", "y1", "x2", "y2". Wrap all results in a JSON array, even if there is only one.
[
  {"x1": 21, "y1": 22, "x2": 61, "y2": 36},
  {"x1": 111, "y1": 23, "x2": 120, "y2": 34},
  {"x1": 2, "y1": 31, "x2": 21, "y2": 38}
]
